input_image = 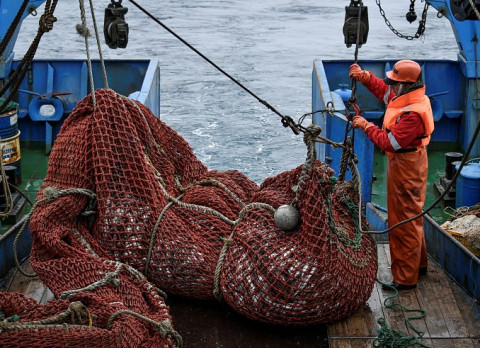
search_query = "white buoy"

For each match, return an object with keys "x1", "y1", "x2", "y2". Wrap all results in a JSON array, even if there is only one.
[{"x1": 274, "y1": 204, "x2": 300, "y2": 231}]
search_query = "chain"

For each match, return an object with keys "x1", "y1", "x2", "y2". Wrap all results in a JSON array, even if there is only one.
[{"x1": 375, "y1": 0, "x2": 429, "y2": 40}]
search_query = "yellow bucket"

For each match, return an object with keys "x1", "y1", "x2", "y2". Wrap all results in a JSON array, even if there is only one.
[{"x1": 1, "y1": 130, "x2": 21, "y2": 165}]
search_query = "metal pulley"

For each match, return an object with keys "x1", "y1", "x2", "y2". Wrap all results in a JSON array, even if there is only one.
[
  {"x1": 104, "y1": 0, "x2": 129, "y2": 49},
  {"x1": 343, "y1": 0, "x2": 369, "y2": 48}
]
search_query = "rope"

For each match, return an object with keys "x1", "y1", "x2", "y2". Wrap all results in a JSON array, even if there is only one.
[
  {"x1": 87, "y1": 0, "x2": 109, "y2": 88},
  {"x1": 291, "y1": 124, "x2": 321, "y2": 207},
  {"x1": 373, "y1": 284, "x2": 429, "y2": 348},
  {"x1": 144, "y1": 200, "x2": 177, "y2": 277},
  {"x1": 60, "y1": 262, "x2": 123, "y2": 300},
  {"x1": 0, "y1": 301, "x2": 93, "y2": 333},
  {"x1": 0, "y1": 146, "x2": 14, "y2": 219},
  {"x1": 0, "y1": 0, "x2": 58, "y2": 111},
  {"x1": 106, "y1": 310, "x2": 182, "y2": 348},
  {"x1": 77, "y1": 0, "x2": 97, "y2": 110},
  {"x1": 212, "y1": 202, "x2": 276, "y2": 301},
  {"x1": 0, "y1": 0, "x2": 30, "y2": 58}
]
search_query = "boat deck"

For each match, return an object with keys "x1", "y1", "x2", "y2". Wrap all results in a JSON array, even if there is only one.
[
  {"x1": 329, "y1": 243, "x2": 480, "y2": 347},
  {"x1": 1, "y1": 244, "x2": 479, "y2": 347}
]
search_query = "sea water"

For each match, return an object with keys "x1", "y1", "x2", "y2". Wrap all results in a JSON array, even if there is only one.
[{"x1": 15, "y1": 0, "x2": 457, "y2": 184}]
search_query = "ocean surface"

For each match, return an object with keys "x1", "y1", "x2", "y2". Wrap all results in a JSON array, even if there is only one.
[{"x1": 15, "y1": 0, "x2": 458, "y2": 184}]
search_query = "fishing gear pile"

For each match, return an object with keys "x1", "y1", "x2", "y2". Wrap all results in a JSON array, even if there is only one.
[{"x1": 0, "y1": 89, "x2": 377, "y2": 345}]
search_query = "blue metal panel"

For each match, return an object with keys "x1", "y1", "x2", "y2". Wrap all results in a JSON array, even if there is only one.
[
  {"x1": 0, "y1": 1, "x2": 45, "y2": 79},
  {"x1": 424, "y1": 214, "x2": 480, "y2": 301},
  {"x1": 128, "y1": 59, "x2": 161, "y2": 117},
  {"x1": 12, "y1": 59, "x2": 156, "y2": 143},
  {"x1": 365, "y1": 203, "x2": 388, "y2": 243},
  {"x1": 0, "y1": 217, "x2": 32, "y2": 279},
  {"x1": 427, "y1": 1, "x2": 480, "y2": 77}
]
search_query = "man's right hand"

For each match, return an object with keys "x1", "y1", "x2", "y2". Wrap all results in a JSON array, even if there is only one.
[
  {"x1": 352, "y1": 115, "x2": 374, "y2": 132},
  {"x1": 349, "y1": 64, "x2": 370, "y2": 84}
]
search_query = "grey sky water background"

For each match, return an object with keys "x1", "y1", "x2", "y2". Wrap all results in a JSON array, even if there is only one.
[{"x1": 15, "y1": 0, "x2": 458, "y2": 183}]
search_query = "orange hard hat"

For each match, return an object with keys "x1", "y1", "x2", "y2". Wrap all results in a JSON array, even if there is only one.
[{"x1": 384, "y1": 60, "x2": 422, "y2": 85}]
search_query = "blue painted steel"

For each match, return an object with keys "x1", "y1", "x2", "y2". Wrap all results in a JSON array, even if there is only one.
[
  {"x1": 12, "y1": 59, "x2": 160, "y2": 143},
  {"x1": 424, "y1": 214, "x2": 480, "y2": 301},
  {"x1": 28, "y1": 97, "x2": 64, "y2": 122},
  {"x1": 0, "y1": 1, "x2": 45, "y2": 80},
  {"x1": 365, "y1": 203, "x2": 388, "y2": 243},
  {"x1": 455, "y1": 162, "x2": 480, "y2": 207},
  {"x1": 128, "y1": 59, "x2": 161, "y2": 116},
  {"x1": 366, "y1": 203, "x2": 480, "y2": 301},
  {"x1": 426, "y1": 1, "x2": 480, "y2": 156},
  {"x1": 0, "y1": 217, "x2": 32, "y2": 279}
]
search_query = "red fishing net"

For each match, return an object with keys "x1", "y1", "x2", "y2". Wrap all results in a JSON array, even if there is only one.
[{"x1": 1, "y1": 89, "x2": 377, "y2": 345}]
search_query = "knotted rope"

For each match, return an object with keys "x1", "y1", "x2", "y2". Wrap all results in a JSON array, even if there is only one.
[
  {"x1": 0, "y1": 301, "x2": 93, "y2": 333},
  {"x1": 0, "y1": 0, "x2": 58, "y2": 111},
  {"x1": 76, "y1": 0, "x2": 110, "y2": 110}
]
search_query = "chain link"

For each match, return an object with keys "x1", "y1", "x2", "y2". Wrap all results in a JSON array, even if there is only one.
[{"x1": 375, "y1": 0, "x2": 429, "y2": 40}]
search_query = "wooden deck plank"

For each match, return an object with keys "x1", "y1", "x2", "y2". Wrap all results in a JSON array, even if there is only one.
[
  {"x1": 431, "y1": 338, "x2": 477, "y2": 347},
  {"x1": 448, "y1": 274, "x2": 480, "y2": 347},
  {"x1": 415, "y1": 268, "x2": 451, "y2": 338},
  {"x1": 7, "y1": 261, "x2": 47, "y2": 303},
  {"x1": 377, "y1": 244, "x2": 410, "y2": 335},
  {"x1": 429, "y1": 263, "x2": 470, "y2": 338},
  {"x1": 380, "y1": 244, "x2": 430, "y2": 340},
  {"x1": 398, "y1": 285, "x2": 430, "y2": 338},
  {"x1": 361, "y1": 282, "x2": 384, "y2": 336},
  {"x1": 328, "y1": 243, "x2": 480, "y2": 345},
  {"x1": 329, "y1": 338, "x2": 375, "y2": 347},
  {"x1": 40, "y1": 288, "x2": 55, "y2": 304}
]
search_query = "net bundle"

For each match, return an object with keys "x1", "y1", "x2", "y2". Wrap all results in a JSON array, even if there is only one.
[{"x1": 1, "y1": 88, "x2": 377, "y2": 344}]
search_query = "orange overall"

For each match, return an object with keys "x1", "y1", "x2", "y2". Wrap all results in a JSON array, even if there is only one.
[
  {"x1": 387, "y1": 149, "x2": 428, "y2": 285},
  {"x1": 383, "y1": 87, "x2": 434, "y2": 285}
]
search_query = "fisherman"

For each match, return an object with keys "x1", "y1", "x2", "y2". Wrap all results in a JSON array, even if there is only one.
[{"x1": 349, "y1": 60, "x2": 434, "y2": 291}]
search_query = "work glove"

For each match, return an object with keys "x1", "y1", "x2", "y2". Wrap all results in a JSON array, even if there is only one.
[
  {"x1": 352, "y1": 115, "x2": 374, "y2": 131},
  {"x1": 349, "y1": 63, "x2": 370, "y2": 84}
]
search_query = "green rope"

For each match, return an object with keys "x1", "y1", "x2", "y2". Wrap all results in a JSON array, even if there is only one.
[
  {"x1": 374, "y1": 305, "x2": 429, "y2": 348},
  {"x1": 326, "y1": 178, "x2": 363, "y2": 250},
  {"x1": 0, "y1": 98, "x2": 18, "y2": 114},
  {"x1": 373, "y1": 240, "x2": 429, "y2": 348}
]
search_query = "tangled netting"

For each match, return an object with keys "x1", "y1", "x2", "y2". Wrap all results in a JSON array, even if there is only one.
[{"x1": 0, "y1": 89, "x2": 377, "y2": 346}]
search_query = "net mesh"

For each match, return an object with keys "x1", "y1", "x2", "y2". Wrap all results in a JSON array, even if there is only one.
[{"x1": 1, "y1": 89, "x2": 377, "y2": 345}]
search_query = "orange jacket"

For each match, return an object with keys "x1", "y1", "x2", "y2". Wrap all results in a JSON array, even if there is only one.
[{"x1": 383, "y1": 86, "x2": 434, "y2": 156}]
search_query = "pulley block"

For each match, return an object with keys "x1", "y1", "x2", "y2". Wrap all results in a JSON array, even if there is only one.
[
  {"x1": 104, "y1": 0, "x2": 129, "y2": 49},
  {"x1": 343, "y1": 0, "x2": 369, "y2": 48}
]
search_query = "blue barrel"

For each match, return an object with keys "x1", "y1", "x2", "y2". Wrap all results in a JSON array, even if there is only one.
[
  {"x1": 0, "y1": 108, "x2": 19, "y2": 138},
  {"x1": 455, "y1": 162, "x2": 480, "y2": 208}
]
